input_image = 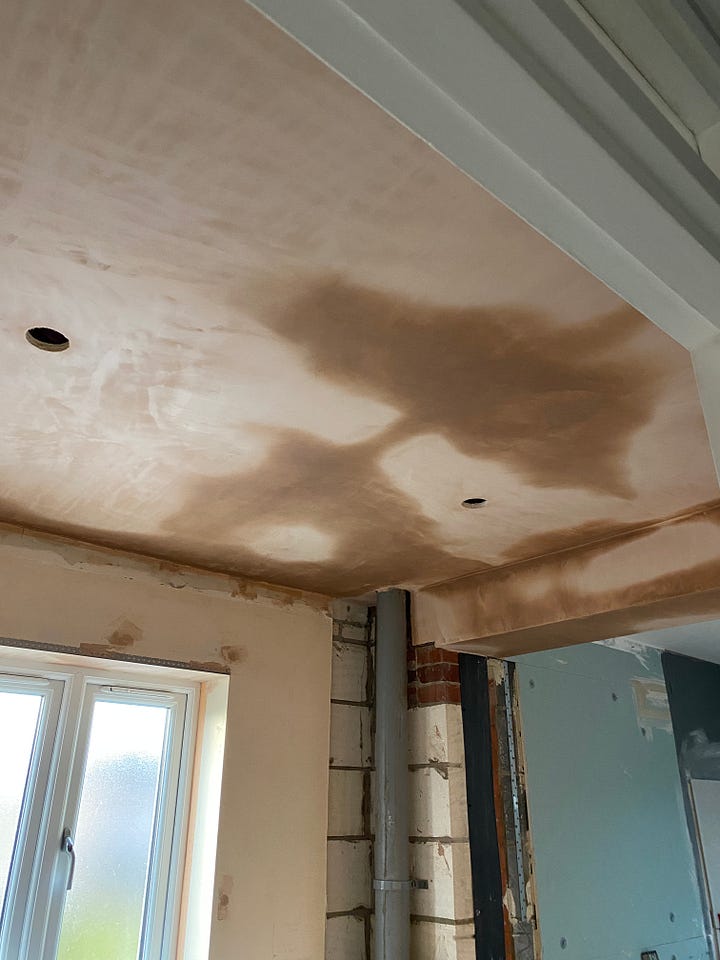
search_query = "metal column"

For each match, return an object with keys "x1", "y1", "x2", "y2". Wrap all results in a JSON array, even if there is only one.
[{"x1": 374, "y1": 588, "x2": 410, "y2": 960}]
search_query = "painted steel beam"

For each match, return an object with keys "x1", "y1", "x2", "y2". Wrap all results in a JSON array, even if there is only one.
[{"x1": 694, "y1": 335, "x2": 720, "y2": 483}]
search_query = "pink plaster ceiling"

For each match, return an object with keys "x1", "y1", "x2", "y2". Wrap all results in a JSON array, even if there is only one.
[{"x1": 0, "y1": 0, "x2": 717, "y2": 595}]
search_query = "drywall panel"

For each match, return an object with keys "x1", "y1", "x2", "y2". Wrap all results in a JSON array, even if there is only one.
[
  {"x1": 0, "y1": 528, "x2": 332, "y2": 960},
  {"x1": 690, "y1": 780, "x2": 720, "y2": 936},
  {"x1": 515, "y1": 643, "x2": 707, "y2": 960}
]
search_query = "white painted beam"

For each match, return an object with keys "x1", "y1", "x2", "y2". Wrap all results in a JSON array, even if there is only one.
[
  {"x1": 248, "y1": 0, "x2": 720, "y2": 349},
  {"x1": 694, "y1": 334, "x2": 720, "y2": 483}
]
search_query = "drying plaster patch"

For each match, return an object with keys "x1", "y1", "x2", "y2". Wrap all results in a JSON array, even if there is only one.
[
  {"x1": 242, "y1": 523, "x2": 335, "y2": 563},
  {"x1": 583, "y1": 517, "x2": 720, "y2": 596},
  {"x1": 379, "y1": 432, "x2": 632, "y2": 565}
]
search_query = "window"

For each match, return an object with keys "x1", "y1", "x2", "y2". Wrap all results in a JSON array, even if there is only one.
[{"x1": 0, "y1": 657, "x2": 200, "y2": 960}]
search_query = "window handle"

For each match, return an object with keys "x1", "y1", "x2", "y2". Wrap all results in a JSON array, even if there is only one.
[{"x1": 61, "y1": 829, "x2": 76, "y2": 891}]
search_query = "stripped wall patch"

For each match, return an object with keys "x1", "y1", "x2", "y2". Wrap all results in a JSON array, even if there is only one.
[{"x1": 631, "y1": 678, "x2": 672, "y2": 739}]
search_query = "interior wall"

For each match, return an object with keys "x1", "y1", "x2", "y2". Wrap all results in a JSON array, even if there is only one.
[
  {"x1": 514, "y1": 642, "x2": 708, "y2": 960},
  {"x1": 0, "y1": 526, "x2": 332, "y2": 960}
]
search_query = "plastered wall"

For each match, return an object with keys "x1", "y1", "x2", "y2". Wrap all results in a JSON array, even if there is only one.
[
  {"x1": 515, "y1": 642, "x2": 707, "y2": 960},
  {"x1": 0, "y1": 527, "x2": 332, "y2": 960}
]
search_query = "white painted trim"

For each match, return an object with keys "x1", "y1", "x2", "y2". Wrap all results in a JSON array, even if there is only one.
[
  {"x1": 564, "y1": 0, "x2": 699, "y2": 150},
  {"x1": 177, "y1": 677, "x2": 228, "y2": 960},
  {"x1": 0, "y1": 674, "x2": 64, "y2": 960},
  {"x1": 248, "y1": 0, "x2": 720, "y2": 348},
  {"x1": 693, "y1": 333, "x2": 720, "y2": 482}
]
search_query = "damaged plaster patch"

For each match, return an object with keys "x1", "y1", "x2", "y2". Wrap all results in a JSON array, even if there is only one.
[
  {"x1": 631, "y1": 678, "x2": 672, "y2": 737},
  {"x1": 0, "y1": 524, "x2": 331, "y2": 614},
  {"x1": 503, "y1": 885, "x2": 518, "y2": 923},
  {"x1": 437, "y1": 841, "x2": 450, "y2": 872},
  {"x1": 240, "y1": 523, "x2": 335, "y2": 564},
  {"x1": 220, "y1": 644, "x2": 247, "y2": 665},
  {"x1": 104, "y1": 617, "x2": 143, "y2": 650},
  {"x1": 595, "y1": 636, "x2": 651, "y2": 670},
  {"x1": 187, "y1": 659, "x2": 227, "y2": 673},
  {"x1": 487, "y1": 658, "x2": 506, "y2": 685},
  {"x1": 78, "y1": 643, "x2": 119, "y2": 658},
  {"x1": 217, "y1": 874, "x2": 234, "y2": 921}
]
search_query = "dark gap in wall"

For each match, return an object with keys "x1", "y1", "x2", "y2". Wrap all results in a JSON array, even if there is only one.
[
  {"x1": 459, "y1": 654, "x2": 506, "y2": 960},
  {"x1": 490, "y1": 661, "x2": 536, "y2": 960},
  {"x1": 487, "y1": 671, "x2": 516, "y2": 960},
  {"x1": 664, "y1": 650, "x2": 720, "y2": 959}
]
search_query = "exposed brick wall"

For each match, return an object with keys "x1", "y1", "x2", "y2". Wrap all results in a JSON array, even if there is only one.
[
  {"x1": 409, "y1": 639, "x2": 474, "y2": 960},
  {"x1": 325, "y1": 615, "x2": 474, "y2": 960},
  {"x1": 326, "y1": 601, "x2": 375, "y2": 960},
  {"x1": 408, "y1": 642, "x2": 461, "y2": 707}
]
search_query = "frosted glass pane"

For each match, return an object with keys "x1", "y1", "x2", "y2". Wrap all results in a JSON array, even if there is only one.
[
  {"x1": 0, "y1": 691, "x2": 41, "y2": 920},
  {"x1": 56, "y1": 701, "x2": 168, "y2": 960}
]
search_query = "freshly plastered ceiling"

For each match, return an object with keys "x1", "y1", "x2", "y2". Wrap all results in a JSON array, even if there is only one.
[{"x1": 0, "y1": 0, "x2": 718, "y2": 596}]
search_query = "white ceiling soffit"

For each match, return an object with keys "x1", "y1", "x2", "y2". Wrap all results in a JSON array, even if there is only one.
[
  {"x1": 576, "y1": 0, "x2": 720, "y2": 166},
  {"x1": 248, "y1": 0, "x2": 720, "y2": 349},
  {"x1": 606, "y1": 620, "x2": 720, "y2": 666}
]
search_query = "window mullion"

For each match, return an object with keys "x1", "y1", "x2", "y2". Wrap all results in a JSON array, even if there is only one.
[
  {"x1": 0, "y1": 673, "x2": 65, "y2": 960},
  {"x1": 141, "y1": 691, "x2": 194, "y2": 960},
  {"x1": 27, "y1": 674, "x2": 91, "y2": 960}
]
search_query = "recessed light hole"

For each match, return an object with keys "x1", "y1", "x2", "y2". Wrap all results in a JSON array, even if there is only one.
[
  {"x1": 26, "y1": 327, "x2": 70, "y2": 352},
  {"x1": 461, "y1": 498, "x2": 487, "y2": 509}
]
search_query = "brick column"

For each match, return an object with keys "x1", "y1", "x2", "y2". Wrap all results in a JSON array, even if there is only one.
[
  {"x1": 408, "y1": 643, "x2": 461, "y2": 708},
  {"x1": 408, "y1": 642, "x2": 475, "y2": 960}
]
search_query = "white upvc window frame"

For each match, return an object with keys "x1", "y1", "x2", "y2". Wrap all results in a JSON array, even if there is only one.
[
  {"x1": 0, "y1": 673, "x2": 65, "y2": 960},
  {"x1": 0, "y1": 656, "x2": 199, "y2": 960}
]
